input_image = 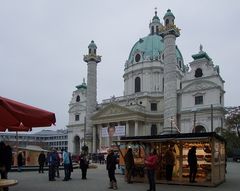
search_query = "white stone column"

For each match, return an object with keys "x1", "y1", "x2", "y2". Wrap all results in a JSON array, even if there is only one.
[
  {"x1": 126, "y1": 121, "x2": 129, "y2": 136},
  {"x1": 134, "y1": 121, "x2": 139, "y2": 136},
  {"x1": 98, "y1": 125, "x2": 102, "y2": 152},
  {"x1": 92, "y1": 125, "x2": 96, "y2": 153}
]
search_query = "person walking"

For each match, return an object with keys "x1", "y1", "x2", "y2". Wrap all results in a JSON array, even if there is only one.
[
  {"x1": 164, "y1": 146, "x2": 175, "y2": 181},
  {"x1": 145, "y1": 149, "x2": 158, "y2": 191},
  {"x1": 79, "y1": 154, "x2": 89, "y2": 179},
  {"x1": 124, "y1": 148, "x2": 135, "y2": 183},
  {"x1": 188, "y1": 146, "x2": 198, "y2": 183},
  {"x1": 38, "y1": 151, "x2": 46, "y2": 173},
  {"x1": 62, "y1": 149, "x2": 70, "y2": 181},
  {"x1": 106, "y1": 148, "x2": 118, "y2": 190}
]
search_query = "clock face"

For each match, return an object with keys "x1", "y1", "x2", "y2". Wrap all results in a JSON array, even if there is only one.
[{"x1": 135, "y1": 53, "x2": 141, "y2": 62}]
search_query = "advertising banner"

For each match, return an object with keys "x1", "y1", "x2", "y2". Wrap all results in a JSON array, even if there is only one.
[{"x1": 101, "y1": 125, "x2": 126, "y2": 137}]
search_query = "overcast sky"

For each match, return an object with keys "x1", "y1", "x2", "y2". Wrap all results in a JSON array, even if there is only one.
[{"x1": 1, "y1": 0, "x2": 240, "y2": 132}]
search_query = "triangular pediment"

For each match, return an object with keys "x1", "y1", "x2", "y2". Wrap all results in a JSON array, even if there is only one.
[
  {"x1": 92, "y1": 103, "x2": 136, "y2": 120},
  {"x1": 182, "y1": 80, "x2": 219, "y2": 93}
]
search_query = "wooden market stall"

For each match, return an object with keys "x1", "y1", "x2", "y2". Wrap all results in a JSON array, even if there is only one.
[
  {"x1": 116, "y1": 132, "x2": 226, "y2": 187},
  {"x1": 13, "y1": 145, "x2": 48, "y2": 166}
]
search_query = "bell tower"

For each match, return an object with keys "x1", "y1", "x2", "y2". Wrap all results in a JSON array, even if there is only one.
[{"x1": 83, "y1": 40, "x2": 101, "y2": 152}]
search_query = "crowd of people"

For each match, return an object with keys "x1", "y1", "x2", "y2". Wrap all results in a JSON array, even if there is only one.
[{"x1": 0, "y1": 139, "x2": 199, "y2": 191}]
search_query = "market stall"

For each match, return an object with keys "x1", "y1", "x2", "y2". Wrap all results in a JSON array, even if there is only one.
[{"x1": 116, "y1": 132, "x2": 226, "y2": 187}]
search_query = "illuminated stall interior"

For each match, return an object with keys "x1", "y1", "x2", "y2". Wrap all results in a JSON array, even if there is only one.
[{"x1": 117, "y1": 132, "x2": 226, "y2": 187}]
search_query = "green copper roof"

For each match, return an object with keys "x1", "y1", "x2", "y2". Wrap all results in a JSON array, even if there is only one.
[
  {"x1": 164, "y1": 9, "x2": 175, "y2": 19},
  {"x1": 128, "y1": 34, "x2": 183, "y2": 63},
  {"x1": 152, "y1": 11, "x2": 160, "y2": 22},
  {"x1": 76, "y1": 82, "x2": 87, "y2": 90},
  {"x1": 192, "y1": 45, "x2": 211, "y2": 61}
]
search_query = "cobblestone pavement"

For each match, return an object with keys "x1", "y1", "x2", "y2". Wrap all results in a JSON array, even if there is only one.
[{"x1": 8, "y1": 162, "x2": 240, "y2": 191}]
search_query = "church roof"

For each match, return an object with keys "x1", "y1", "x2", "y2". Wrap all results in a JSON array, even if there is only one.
[
  {"x1": 127, "y1": 34, "x2": 183, "y2": 63},
  {"x1": 164, "y1": 9, "x2": 175, "y2": 19},
  {"x1": 192, "y1": 45, "x2": 212, "y2": 61}
]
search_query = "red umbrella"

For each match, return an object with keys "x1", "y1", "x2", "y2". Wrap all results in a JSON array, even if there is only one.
[
  {"x1": 0, "y1": 123, "x2": 32, "y2": 132},
  {"x1": 0, "y1": 96, "x2": 56, "y2": 131}
]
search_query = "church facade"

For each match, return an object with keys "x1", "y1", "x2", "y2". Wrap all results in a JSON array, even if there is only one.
[{"x1": 67, "y1": 10, "x2": 225, "y2": 154}]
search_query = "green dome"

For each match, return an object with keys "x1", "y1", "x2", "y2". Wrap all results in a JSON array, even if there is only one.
[
  {"x1": 164, "y1": 9, "x2": 175, "y2": 19},
  {"x1": 127, "y1": 34, "x2": 183, "y2": 64}
]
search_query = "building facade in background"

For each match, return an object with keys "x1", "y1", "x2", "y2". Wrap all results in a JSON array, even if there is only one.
[
  {"x1": 67, "y1": 10, "x2": 225, "y2": 154},
  {"x1": 0, "y1": 129, "x2": 68, "y2": 151}
]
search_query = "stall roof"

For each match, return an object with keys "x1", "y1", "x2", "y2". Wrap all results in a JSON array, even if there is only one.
[{"x1": 116, "y1": 132, "x2": 225, "y2": 143}]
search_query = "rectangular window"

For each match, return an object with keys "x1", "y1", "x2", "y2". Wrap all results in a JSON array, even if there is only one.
[
  {"x1": 75, "y1": 114, "x2": 80, "y2": 121},
  {"x1": 195, "y1": 96, "x2": 203, "y2": 105},
  {"x1": 151, "y1": 103, "x2": 157, "y2": 111}
]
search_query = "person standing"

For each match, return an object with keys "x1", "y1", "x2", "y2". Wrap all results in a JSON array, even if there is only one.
[
  {"x1": 62, "y1": 150, "x2": 70, "y2": 181},
  {"x1": 17, "y1": 151, "x2": 23, "y2": 172},
  {"x1": 47, "y1": 149, "x2": 57, "y2": 181},
  {"x1": 106, "y1": 148, "x2": 118, "y2": 190},
  {"x1": 68, "y1": 152, "x2": 73, "y2": 179},
  {"x1": 38, "y1": 151, "x2": 46, "y2": 173},
  {"x1": 145, "y1": 149, "x2": 158, "y2": 191},
  {"x1": 55, "y1": 150, "x2": 60, "y2": 178},
  {"x1": 124, "y1": 148, "x2": 135, "y2": 183},
  {"x1": 164, "y1": 146, "x2": 175, "y2": 181},
  {"x1": 188, "y1": 146, "x2": 198, "y2": 183},
  {"x1": 79, "y1": 154, "x2": 89, "y2": 179},
  {"x1": 0, "y1": 142, "x2": 7, "y2": 191}
]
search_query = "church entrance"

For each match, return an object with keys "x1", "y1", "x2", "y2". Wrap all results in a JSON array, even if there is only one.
[{"x1": 73, "y1": 135, "x2": 80, "y2": 155}]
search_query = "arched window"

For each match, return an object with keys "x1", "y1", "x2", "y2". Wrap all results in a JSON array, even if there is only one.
[
  {"x1": 135, "y1": 77, "x2": 141, "y2": 92},
  {"x1": 94, "y1": 49, "x2": 96, "y2": 54},
  {"x1": 156, "y1": 26, "x2": 159, "y2": 34},
  {"x1": 135, "y1": 54, "x2": 141, "y2": 62},
  {"x1": 89, "y1": 49, "x2": 91, "y2": 54},
  {"x1": 195, "y1": 68, "x2": 203, "y2": 78},
  {"x1": 76, "y1": 95, "x2": 80, "y2": 102},
  {"x1": 165, "y1": 19, "x2": 169, "y2": 26},
  {"x1": 178, "y1": 60, "x2": 182, "y2": 68},
  {"x1": 151, "y1": 124, "x2": 157, "y2": 135},
  {"x1": 193, "y1": 125, "x2": 206, "y2": 133},
  {"x1": 151, "y1": 26, "x2": 154, "y2": 35}
]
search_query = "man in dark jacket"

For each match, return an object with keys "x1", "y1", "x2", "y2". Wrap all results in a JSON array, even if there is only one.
[
  {"x1": 106, "y1": 148, "x2": 117, "y2": 190},
  {"x1": 79, "y1": 154, "x2": 88, "y2": 179},
  {"x1": 38, "y1": 151, "x2": 46, "y2": 173},
  {"x1": 188, "y1": 146, "x2": 198, "y2": 183},
  {"x1": 124, "y1": 148, "x2": 134, "y2": 183}
]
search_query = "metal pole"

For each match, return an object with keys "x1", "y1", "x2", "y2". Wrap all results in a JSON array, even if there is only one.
[
  {"x1": 84, "y1": 116, "x2": 86, "y2": 146},
  {"x1": 193, "y1": 111, "x2": 196, "y2": 133},
  {"x1": 211, "y1": 104, "x2": 213, "y2": 132}
]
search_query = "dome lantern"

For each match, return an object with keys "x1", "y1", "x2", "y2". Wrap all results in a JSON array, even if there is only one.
[
  {"x1": 149, "y1": 8, "x2": 163, "y2": 35},
  {"x1": 163, "y1": 9, "x2": 175, "y2": 26}
]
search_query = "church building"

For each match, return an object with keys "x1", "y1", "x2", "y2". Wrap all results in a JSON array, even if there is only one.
[{"x1": 67, "y1": 9, "x2": 225, "y2": 154}]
